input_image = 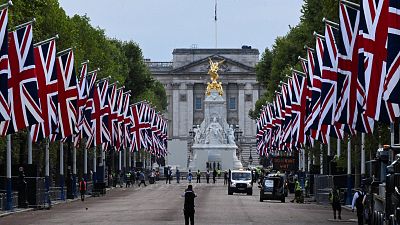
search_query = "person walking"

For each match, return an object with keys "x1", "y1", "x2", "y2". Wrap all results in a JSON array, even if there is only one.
[
  {"x1": 223, "y1": 170, "x2": 228, "y2": 185},
  {"x1": 182, "y1": 185, "x2": 197, "y2": 225},
  {"x1": 138, "y1": 170, "x2": 147, "y2": 187},
  {"x1": 196, "y1": 170, "x2": 201, "y2": 183},
  {"x1": 352, "y1": 188, "x2": 366, "y2": 225},
  {"x1": 291, "y1": 178, "x2": 301, "y2": 203},
  {"x1": 305, "y1": 179, "x2": 310, "y2": 198},
  {"x1": 79, "y1": 178, "x2": 87, "y2": 201},
  {"x1": 212, "y1": 169, "x2": 217, "y2": 184},
  {"x1": 187, "y1": 170, "x2": 193, "y2": 183},
  {"x1": 206, "y1": 169, "x2": 210, "y2": 184},
  {"x1": 166, "y1": 167, "x2": 172, "y2": 184},
  {"x1": 329, "y1": 186, "x2": 342, "y2": 220},
  {"x1": 176, "y1": 168, "x2": 181, "y2": 183},
  {"x1": 125, "y1": 171, "x2": 131, "y2": 188}
]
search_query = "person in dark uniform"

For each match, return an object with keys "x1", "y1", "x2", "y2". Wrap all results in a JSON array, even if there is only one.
[{"x1": 182, "y1": 185, "x2": 197, "y2": 225}]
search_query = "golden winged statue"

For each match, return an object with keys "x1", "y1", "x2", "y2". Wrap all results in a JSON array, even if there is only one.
[{"x1": 206, "y1": 58, "x2": 225, "y2": 96}]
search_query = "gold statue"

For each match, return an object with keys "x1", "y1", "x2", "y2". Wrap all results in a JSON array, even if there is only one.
[{"x1": 206, "y1": 58, "x2": 224, "y2": 96}]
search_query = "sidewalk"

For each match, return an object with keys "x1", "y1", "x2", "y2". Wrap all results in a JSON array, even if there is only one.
[{"x1": 0, "y1": 183, "x2": 140, "y2": 218}]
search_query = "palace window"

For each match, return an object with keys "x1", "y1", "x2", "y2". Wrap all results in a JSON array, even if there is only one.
[
  {"x1": 195, "y1": 97, "x2": 202, "y2": 110},
  {"x1": 180, "y1": 94, "x2": 187, "y2": 102},
  {"x1": 229, "y1": 97, "x2": 236, "y2": 110},
  {"x1": 245, "y1": 94, "x2": 253, "y2": 102}
]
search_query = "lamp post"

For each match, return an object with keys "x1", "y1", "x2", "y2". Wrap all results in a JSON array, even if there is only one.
[{"x1": 249, "y1": 146, "x2": 253, "y2": 167}]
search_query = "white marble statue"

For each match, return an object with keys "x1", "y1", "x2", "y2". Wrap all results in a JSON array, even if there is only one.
[
  {"x1": 205, "y1": 117, "x2": 223, "y2": 144},
  {"x1": 227, "y1": 125, "x2": 235, "y2": 144},
  {"x1": 193, "y1": 125, "x2": 201, "y2": 144}
]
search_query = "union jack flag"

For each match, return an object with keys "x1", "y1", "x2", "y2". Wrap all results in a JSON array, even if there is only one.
[
  {"x1": 0, "y1": 8, "x2": 9, "y2": 124},
  {"x1": 320, "y1": 25, "x2": 339, "y2": 126},
  {"x1": 358, "y1": 0, "x2": 399, "y2": 122},
  {"x1": 107, "y1": 83, "x2": 118, "y2": 148},
  {"x1": 291, "y1": 72, "x2": 307, "y2": 147},
  {"x1": 30, "y1": 40, "x2": 58, "y2": 142},
  {"x1": 92, "y1": 80, "x2": 110, "y2": 147},
  {"x1": 130, "y1": 103, "x2": 150, "y2": 152},
  {"x1": 383, "y1": 0, "x2": 400, "y2": 105},
  {"x1": 82, "y1": 70, "x2": 97, "y2": 149},
  {"x1": 56, "y1": 50, "x2": 78, "y2": 141},
  {"x1": 73, "y1": 61, "x2": 88, "y2": 146},
  {"x1": 121, "y1": 91, "x2": 131, "y2": 151},
  {"x1": 115, "y1": 87, "x2": 125, "y2": 151},
  {"x1": 1, "y1": 24, "x2": 43, "y2": 135}
]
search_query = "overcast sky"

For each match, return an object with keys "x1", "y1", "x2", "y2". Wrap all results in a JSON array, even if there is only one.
[{"x1": 58, "y1": 0, "x2": 303, "y2": 61}]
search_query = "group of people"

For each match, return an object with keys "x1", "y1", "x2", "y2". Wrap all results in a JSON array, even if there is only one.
[{"x1": 329, "y1": 185, "x2": 367, "y2": 225}]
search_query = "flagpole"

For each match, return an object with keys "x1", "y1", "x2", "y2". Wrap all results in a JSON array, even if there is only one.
[
  {"x1": 60, "y1": 141, "x2": 65, "y2": 200},
  {"x1": 33, "y1": 34, "x2": 59, "y2": 47},
  {"x1": 361, "y1": 133, "x2": 365, "y2": 178},
  {"x1": 0, "y1": 1, "x2": 12, "y2": 10},
  {"x1": 84, "y1": 147, "x2": 88, "y2": 181},
  {"x1": 93, "y1": 147, "x2": 97, "y2": 184},
  {"x1": 6, "y1": 134, "x2": 12, "y2": 210},
  {"x1": 27, "y1": 130, "x2": 32, "y2": 164},
  {"x1": 341, "y1": 0, "x2": 360, "y2": 8},
  {"x1": 12, "y1": 18, "x2": 35, "y2": 30},
  {"x1": 322, "y1": 18, "x2": 339, "y2": 28},
  {"x1": 45, "y1": 139, "x2": 51, "y2": 206},
  {"x1": 320, "y1": 144, "x2": 323, "y2": 174},
  {"x1": 72, "y1": 143, "x2": 77, "y2": 197},
  {"x1": 346, "y1": 136, "x2": 352, "y2": 205},
  {"x1": 214, "y1": 0, "x2": 217, "y2": 48},
  {"x1": 102, "y1": 146, "x2": 106, "y2": 183},
  {"x1": 57, "y1": 48, "x2": 73, "y2": 57},
  {"x1": 337, "y1": 138, "x2": 341, "y2": 157}
]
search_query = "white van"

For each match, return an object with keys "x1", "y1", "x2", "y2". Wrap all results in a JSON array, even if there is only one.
[{"x1": 228, "y1": 170, "x2": 253, "y2": 195}]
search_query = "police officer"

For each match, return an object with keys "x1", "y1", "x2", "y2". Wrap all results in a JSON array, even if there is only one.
[
  {"x1": 196, "y1": 170, "x2": 201, "y2": 183},
  {"x1": 182, "y1": 185, "x2": 197, "y2": 225}
]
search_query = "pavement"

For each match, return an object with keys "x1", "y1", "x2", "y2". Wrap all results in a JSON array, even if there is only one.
[{"x1": 0, "y1": 180, "x2": 359, "y2": 225}]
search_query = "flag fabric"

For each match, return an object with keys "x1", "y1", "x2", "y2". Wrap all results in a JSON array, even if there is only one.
[
  {"x1": 130, "y1": 103, "x2": 149, "y2": 152},
  {"x1": 30, "y1": 40, "x2": 58, "y2": 142},
  {"x1": 74, "y1": 62, "x2": 88, "y2": 146},
  {"x1": 1, "y1": 23, "x2": 42, "y2": 135},
  {"x1": 107, "y1": 83, "x2": 118, "y2": 149},
  {"x1": 0, "y1": 8, "x2": 9, "y2": 124},
  {"x1": 290, "y1": 72, "x2": 307, "y2": 147},
  {"x1": 92, "y1": 80, "x2": 110, "y2": 147},
  {"x1": 56, "y1": 49, "x2": 78, "y2": 140},
  {"x1": 82, "y1": 71, "x2": 97, "y2": 149},
  {"x1": 358, "y1": 0, "x2": 399, "y2": 122},
  {"x1": 383, "y1": 0, "x2": 400, "y2": 104}
]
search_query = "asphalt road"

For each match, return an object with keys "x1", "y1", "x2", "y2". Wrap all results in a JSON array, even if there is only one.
[{"x1": 0, "y1": 180, "x2": 357, "y2": 225}]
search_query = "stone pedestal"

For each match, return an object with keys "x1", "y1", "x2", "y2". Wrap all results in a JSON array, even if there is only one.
[{"x1": 189, "y1": 90, "x2": 243, "y2": 171}]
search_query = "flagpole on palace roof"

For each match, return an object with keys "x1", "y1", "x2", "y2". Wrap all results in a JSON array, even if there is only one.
[
  {"x1": 214, "y1": 0, "x2": 218, "y2": 48},
  {"x1": 34, "y1": 34, "x2": 59, "y2": 47}
]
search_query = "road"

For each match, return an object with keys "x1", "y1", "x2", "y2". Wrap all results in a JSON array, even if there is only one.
[{"x1": 0, "y1": 180, "x2": 356, "y2": 225}]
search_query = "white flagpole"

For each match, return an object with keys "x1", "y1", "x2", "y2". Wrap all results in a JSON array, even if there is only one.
[
  {"x1": 60, "y1": 141, "x2": 65, "y2": 200},
  {"x1": 84, "y1": 147, "x2": 88, "y2": 180},
  {"x1": 28, "y1": 132, "x2": 32, "y2": 164},
  {"x1": 361, "y1": 133, "x2": 365, "y2": 176},
  {"x1": 6, "y1": 134, "x2": 12, "y2": 210},
  {"x1": 93, "y1": 147, "x2": 97, "y2": 183},
  {"x1": 320, "y1": 144, "x2": 323, "y2": 174},
  {"x1": 337, "y1": 138, "x2": 341, "y2": 157}
]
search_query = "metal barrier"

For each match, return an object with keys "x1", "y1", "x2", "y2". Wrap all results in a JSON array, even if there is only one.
[
  {"x1": 49, "y1": 187, "x2": 66, "y2": 201},
  {"x1": 313, "y1": 174, "x2": 357, "y2": 205}
]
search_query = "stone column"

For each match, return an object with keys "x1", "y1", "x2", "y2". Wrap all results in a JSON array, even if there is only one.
[
  {"x1": 238, "y1": 83, "x2": 245, "y2": 132},
  {"x1": 172, "y1": 82, "x2": 180, "y2": 138},
  {"x1": 187, "y1": 83, "x2": 194, "y2": 134}
]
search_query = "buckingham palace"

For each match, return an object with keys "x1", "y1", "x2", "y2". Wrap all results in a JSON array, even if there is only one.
[{"x1": 146, "y1": 47, "x2": 263, "y2": 168}]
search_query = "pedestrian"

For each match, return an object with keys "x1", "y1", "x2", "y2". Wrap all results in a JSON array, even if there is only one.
[
  {"x1": 187, "y1": 170, "x2": 193, "y2": 183},
  {"x1": 217, "y1": 169, "x2": 221, "y2": 178},
  {"x1": 182, "y1": 185, "x2": 197, "y2": 225},
  {"x1": 329, "y1": 186, "x2": 342, "y2": 220},
  {"x1": 223, "y1": 170, "x2": 228, "y2": 185},
  {"x1": 79, "y1": 178, "x2": 87, "y2": 201},
  {"x1": 196, "y1": 170, "x2": 201, "y2": 183},
  {"x1": 138, "y1": 170, "x2": 147, "y2": 187},
  {"x1": 352, "y1": 188, "x2": 366, "y2": 225},
  {"x1": 206, "y1": 169, "x2": 210, "y2": 184},
  {"x1": 305, "y1": 178, "x2": 310, "y2": 197},
  {"x1": 291, "y1": 178, "x2": 301, "y2": 203},
  {"x1": 168, "y1": 168, "x2": 173, "y2": 184},
  {"x1": 212, "y1": 169, "x2": 217, "y2": 183},
  {"x1": 126, "y1": 171, "x2": 131, "y2": 188},
  {"x1": 176, "y1": 168, "x2": 181, "y2": 183}
]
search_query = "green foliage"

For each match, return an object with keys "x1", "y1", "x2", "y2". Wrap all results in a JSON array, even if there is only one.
[{"x1": 0, "y1": 0, "x2": 166, "y2": 171}]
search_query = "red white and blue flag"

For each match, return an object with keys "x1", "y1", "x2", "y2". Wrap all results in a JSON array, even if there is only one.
[
  {"x1": 0, "y1": 8, "x2": 9, "y2": 124},
  {"x1": 30, "y1": 40, "x2": 58, "y2": 142}
]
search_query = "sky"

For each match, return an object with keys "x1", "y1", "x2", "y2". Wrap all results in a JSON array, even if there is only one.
[{"x1": 58, "y1": 0, "x2": 304, "y2": 61}]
